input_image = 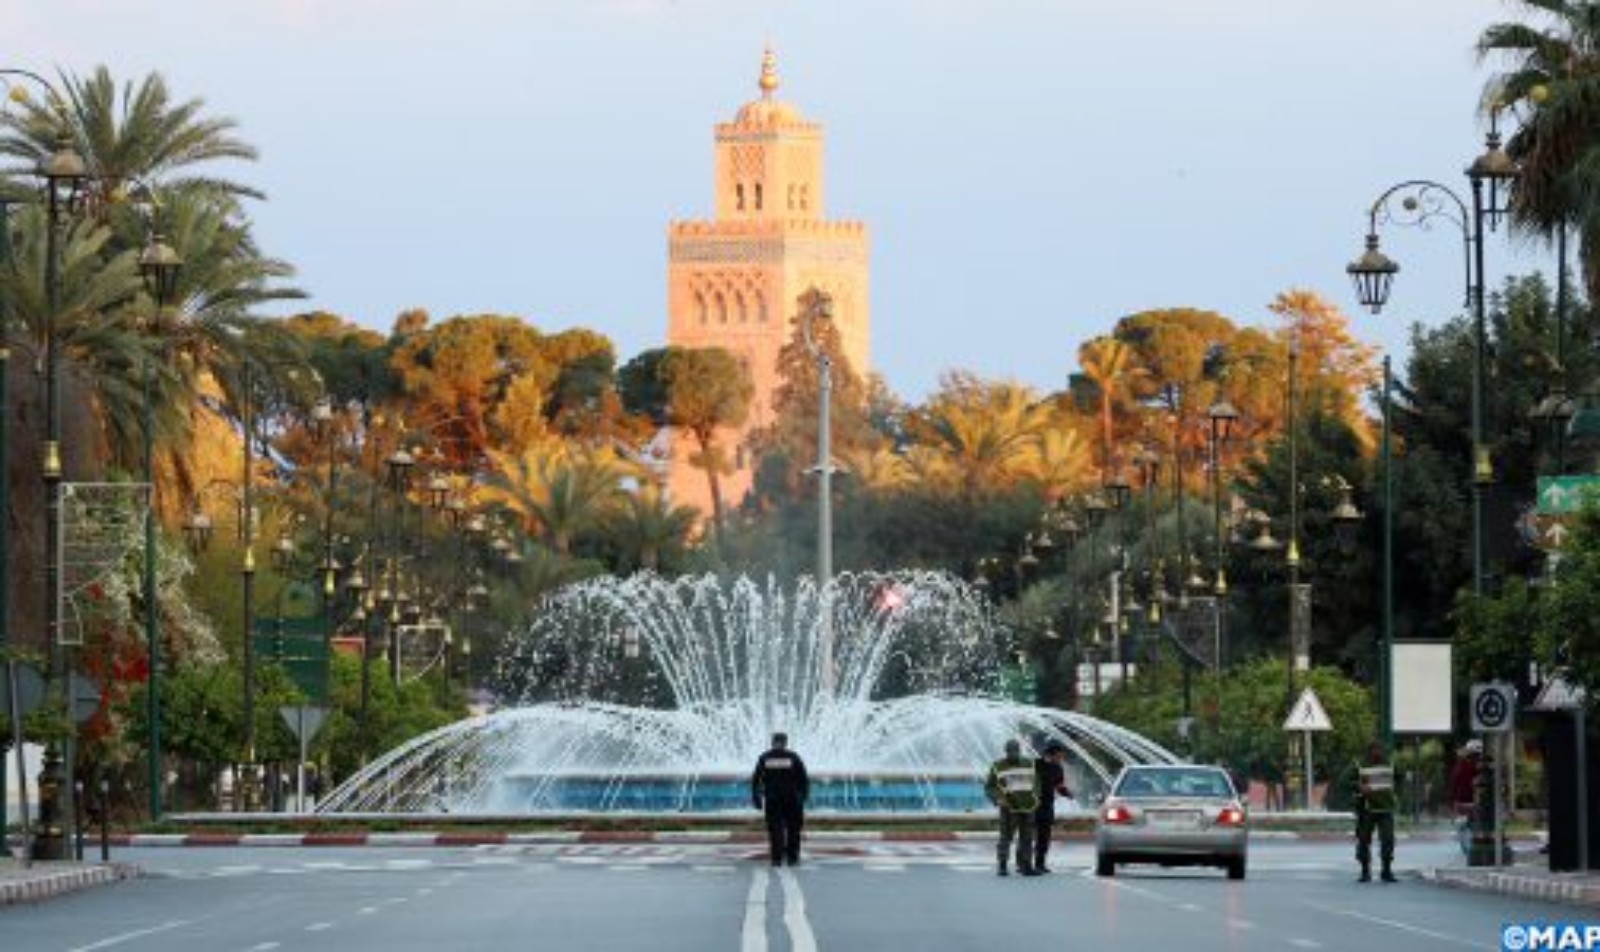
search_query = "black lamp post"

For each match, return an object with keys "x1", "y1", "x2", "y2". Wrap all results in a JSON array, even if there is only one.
[
  {"x1": 1347, "y1": 120, "x2": 1517, "y2": 599},
  {"x1": 138, "y1": 223, "x2": 181, "y2": 821},
  {"x1": 3, "y1": 70, "x2": 89, "y2": 860},
  {"x1": 1207, "y1": 399, "x2": 1238, "y2": 667}
]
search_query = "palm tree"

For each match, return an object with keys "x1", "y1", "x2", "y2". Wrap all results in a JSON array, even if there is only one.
[
  {"x1": 1478, "y1": 2, "x2": 1600, "y2": 295},
  {"x1": 1078, "y1": 336, "x2": 1143, "y2": 482},
  {"x1": 909, "y1": 376, "x2": 1054, "y2": 496},
  {"x1": 482, "y1": 443, "x2": 631, "y2": 556},
  {"x1": 606, "y1": 483, "x2": 696, "y2": 572},
  {"x1": 0, "y1": 66, "x2": 261, "y2": 203}
]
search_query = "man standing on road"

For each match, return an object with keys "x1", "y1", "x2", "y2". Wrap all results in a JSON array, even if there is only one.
[
  {"x1": 752, "y1": 732, "x2": 809, "y2": 867},
  {"x1": 1353, "y1": 740, "x2": 1398, "y2": 883},
  {"x1": 1032, "y1": 740, "x2": 1072, "y2": 873},
  {"x1": 986, "y1": 739, "x2": 1041, "y2": 877}
]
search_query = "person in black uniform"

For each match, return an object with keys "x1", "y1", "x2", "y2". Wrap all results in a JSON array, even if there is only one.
[
  {"x1": 1033, "y1": 740, "x2": 1072, "y2": 873},
  {"x1": 752, "y1": 732, "x2": 810, "y2": 866}
]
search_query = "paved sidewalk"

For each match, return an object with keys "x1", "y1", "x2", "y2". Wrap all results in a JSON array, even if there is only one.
[{"x1": 0, "y1": 858, "x2": 139, "y2": 907}]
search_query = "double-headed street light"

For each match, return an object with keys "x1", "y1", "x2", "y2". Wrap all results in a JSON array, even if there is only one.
[{"x1": 1346, "y1": 119, "x2": 1518, "y2": 598}]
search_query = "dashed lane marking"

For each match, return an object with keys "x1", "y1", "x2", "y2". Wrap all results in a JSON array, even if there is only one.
[
  {"x1": 66, "y1": 920, "x2": 193, "y2": 952},
  {"x1": 1309, "y1": 905, "x2": 1477, "y2": 948},
  {"x1": 306, "y1": 923, "x2": 332, "y2": 933}
]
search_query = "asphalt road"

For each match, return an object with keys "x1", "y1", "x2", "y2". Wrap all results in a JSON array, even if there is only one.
[{"x1": 0, "y1": 839, "x2": 1579, "y2": 951}]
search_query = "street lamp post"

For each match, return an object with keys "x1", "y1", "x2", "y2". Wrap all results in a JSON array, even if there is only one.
[
  {"x1": 1207, "y1": 399, "x2": 1239, "y2": 667},
  {"x1": 138, "y1": 221, "x2": 182, "y2": 820},
  {"x1": 3, "y1": 70, "x2": 90, "y2": 860},
  {"x1": 799, "y1": 288, "x2": 836, "y2": 696},
  {"x1": 1346, "y1": 123, "x2": 1517, "y2": 599}
]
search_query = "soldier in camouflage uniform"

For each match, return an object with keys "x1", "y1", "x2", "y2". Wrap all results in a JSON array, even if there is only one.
[{"x1": 1353, "y1": 740, "x2": 1397, "y2": 883}]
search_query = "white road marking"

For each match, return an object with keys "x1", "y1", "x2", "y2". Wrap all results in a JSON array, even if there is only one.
[
  {"x1": 1289, "y1": 940, "x2": 1322, "y2": 949},
  {"x1": 609, "y1": 864, "x2": 651, "y2": 871},
  {"x1": 249, "y1": 943, "x2": 281, "y2": 951},
  {"x1": 778, "y1": 867, "x2": 819, "y2": 952},
  {"x1": 1231, "y1": 919, "x2": 1257, "y2": 930},
  {"x1": 66, "y1": 920, "x2": 192, "y2": 952},
  {"x1": 1179, "y1": 903, "x2": 1204, "y2": 912},
  {"x1": 741, "y1": 867, "x2": 769, "y2": 952},
  {"x1": 306, "y1": 923, "x2": 332, "y2": 932},
  {"x1": 417, "y1": 887, "x2": 434, "y2": 895},
  {"x1": 694, "y1": 865, "x2": 736, "y2": 873},
  {"x1": 1313, "y1": 906, "x2": 1477, "y2": 948},
  {"x1": 357, "y1": 907, "x2": 378, "y2": 916},
  {"x1": 864, "y1": 864, "x2": 905, "y2": 872},
  {"x1": 214, "y1": 865, "x2": 261, "y2": 876}
]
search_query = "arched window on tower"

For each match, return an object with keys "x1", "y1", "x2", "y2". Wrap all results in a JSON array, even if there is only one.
[
  {"x1": 800, "y1": 184, "x2": 810, "y2": 211},
  {"x1": 736, "y1": 183, "x2": 745, "y2": 211},
  {"x1": 695, "y1": 291, "x2": 708, "y2": 325},
  {"x1": 735, "y1": 291, "x2": 748, "y2": 324},
  {"x1": 755, "y1": 291, "x2": 768, "y2": 323},
  {"x1": 787, "y1": 184, "x2": 796, "y2": 211},
  {"x1": 714, "y1": 292, "x2": 728, "y2": 325},
  {"x1": 754, "y1": 183, "x2": 763, "y2": 211}
]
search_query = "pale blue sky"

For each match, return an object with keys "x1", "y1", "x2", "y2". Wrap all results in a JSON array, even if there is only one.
[{"x1": 5, "y1": 0, "x2": 1553, "y2": 398}]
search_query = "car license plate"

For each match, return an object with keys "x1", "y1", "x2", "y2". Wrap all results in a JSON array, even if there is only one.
[{"x1": 1148, "y1": 810, "x2": 1198, "y2": 827}]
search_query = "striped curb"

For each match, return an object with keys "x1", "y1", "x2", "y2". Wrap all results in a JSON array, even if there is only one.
[
  {"x1": 1428, "y1": 868, "x2": 1600, "y2": 908},
  {"x1": 0, "y1": 863, "x2": 137, "y2": 907}
]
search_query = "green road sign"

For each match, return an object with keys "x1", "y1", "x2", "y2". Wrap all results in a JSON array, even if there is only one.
[
  {"x1": 1536, "y1": 475, "x2": 1600, "y2": 514},
  {"x1": 253, "y1": 615, "x2": 330, "y2": 703}
]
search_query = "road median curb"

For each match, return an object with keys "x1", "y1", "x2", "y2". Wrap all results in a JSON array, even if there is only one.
[
  {"x1": 0, "y1": 863, "x2": 138, "y2": 907},
  {"x1": 1427, "y1": 867, "x2": 1600, "y2": 908}
]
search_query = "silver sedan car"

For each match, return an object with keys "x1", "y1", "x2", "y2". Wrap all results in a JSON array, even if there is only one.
[{"x1": 1094, "y1": 764, "x2": 1249, "y2": 880}]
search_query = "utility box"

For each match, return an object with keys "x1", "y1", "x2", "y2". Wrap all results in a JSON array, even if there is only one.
[{"x1": 1543, "y1": 712, "x2": 1599, "y2": 872}]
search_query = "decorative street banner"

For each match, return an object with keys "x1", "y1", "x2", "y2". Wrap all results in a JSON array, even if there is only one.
[{"x1": 252, "y1": 615, "x2": 329, "y2": 703}]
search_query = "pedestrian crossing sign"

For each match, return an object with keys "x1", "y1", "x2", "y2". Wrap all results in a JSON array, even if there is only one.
[{"x1": 1283, "y1": 687, "x2": 1334, "y2": 732}]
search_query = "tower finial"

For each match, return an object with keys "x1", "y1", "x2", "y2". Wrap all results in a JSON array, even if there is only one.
[{"x1": 759, "y1": 45, "x2": 780, "y2": 99}]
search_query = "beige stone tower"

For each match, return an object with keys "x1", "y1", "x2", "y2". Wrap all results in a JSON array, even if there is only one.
[{"x1": 666, "y1": 48, "x2": 871, "y2": 518}]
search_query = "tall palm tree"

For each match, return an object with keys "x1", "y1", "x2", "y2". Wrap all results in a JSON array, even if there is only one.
[
  {"x1": 1478, "y1": 2, "x2": 1600, "y2": 295},
  {"x1": 482, "y1": 443, "x2": 631, "y2": 556},
  {"x1": 606, "y1": 483, "x2": 696, "y2": 572},
  {"x1": 909, "y1": 377, "x2": 1054, "y2": 496},
  {"x1": 0, "y1": 66, "x2": 260, "y2": 204},
  {"x1": 1077, "y1": 336, "x2": 1144, "y2": 481}
]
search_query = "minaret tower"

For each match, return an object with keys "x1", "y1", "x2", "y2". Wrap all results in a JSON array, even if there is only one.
[{"x1": 665, "y1": 48, "x2": 871, "y2": 517}]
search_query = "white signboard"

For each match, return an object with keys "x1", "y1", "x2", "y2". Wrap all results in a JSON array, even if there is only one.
[{"x1": 1391, "y1": 641, "x2": 1454, "y2": 734}]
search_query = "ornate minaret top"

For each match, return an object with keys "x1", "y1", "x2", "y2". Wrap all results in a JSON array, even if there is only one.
[{"x1": 759, "y1": 46, "x2": 780, "y2": 99}]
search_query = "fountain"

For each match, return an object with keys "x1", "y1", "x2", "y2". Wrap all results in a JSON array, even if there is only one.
[{"x1": 317, "y1": 572, "x2": 1178, "y2": 815}]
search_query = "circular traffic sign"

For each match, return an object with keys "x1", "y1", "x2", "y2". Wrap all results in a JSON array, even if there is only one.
[{"x1": 1472, "y1": 684, "x2": 1512, "y2": 732}]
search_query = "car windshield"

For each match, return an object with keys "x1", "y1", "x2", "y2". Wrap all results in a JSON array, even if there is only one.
[{"x1": 1114, "y1": 768, "x2": 1234, "y2": 799}]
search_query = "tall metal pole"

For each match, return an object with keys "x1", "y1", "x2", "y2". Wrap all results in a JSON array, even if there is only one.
[
  {"x1": 241, "y1": 361, "x2": 257, "y2": 811},
  {"x1": 1469, "y1": 178, "x2": 1488, "y2": 598},
  {"x1": 42, "y1": 142, "x2": 72, "y2": 856},
  {"x1": 1381, "y1": 355, "x2": 1394, "y2": 755},
  {"x1": 1286, "y1": 339, "x2": 1306, "y2": 812},
  {"x1": 143, "y1": 356, "x2": 161, "y2": 819},
  {"x1": 1556, "y1": 225, "x2": 1569, "y2": 474},
  {"x1": 802, "y1": 289, "x2": 835, "y2": 697},
  {"x1": 0, "y1": 198, "x2": 11, "y2": 856},
  {"x1": 1287, "y1": 341, "x2": 1302, "y2": 682}
]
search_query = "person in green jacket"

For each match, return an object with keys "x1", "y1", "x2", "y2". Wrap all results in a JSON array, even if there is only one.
[
  {"x1": 985, "y1": 739, "x2": 1041, "y2": 877},
  {"x1": 1353, "y1": 740, "x2": 1397, "y2": 883}
]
